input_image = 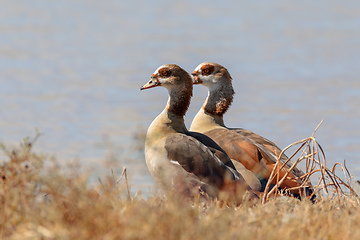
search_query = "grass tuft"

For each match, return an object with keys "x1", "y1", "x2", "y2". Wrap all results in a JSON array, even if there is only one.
[{"x1": 1, "y1": 131, "x2": 360, "y2": 239}]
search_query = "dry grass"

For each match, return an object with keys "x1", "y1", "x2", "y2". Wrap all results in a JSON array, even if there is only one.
[{"x1": 1, "y1": 133, "x2": 360, "y2": 240}]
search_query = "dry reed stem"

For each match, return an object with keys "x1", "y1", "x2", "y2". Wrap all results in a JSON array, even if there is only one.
[
  {"x1": 261, "y1": 120, "x2": 358, "y2": 204},
  {"x1": 107, "y1": 167, "x2": 131, "y2": 200},
  {"x1": 124, "y1": 167, "x2": 131, "y2": 200}
]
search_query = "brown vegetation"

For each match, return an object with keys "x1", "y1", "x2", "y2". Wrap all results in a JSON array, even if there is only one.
[{"x1": 0, "y1": 132, "x2": 359, "y2": 240}]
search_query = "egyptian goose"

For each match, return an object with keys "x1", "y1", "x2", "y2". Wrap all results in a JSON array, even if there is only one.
[
  {"x1": 141, "y1": 64, "x2": 259, "y2": 204},
  {"x1": 190, "y1": 62, "x2": 315, "y2": 201}
]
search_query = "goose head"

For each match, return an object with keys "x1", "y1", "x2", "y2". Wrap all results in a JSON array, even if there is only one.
[{"x1": 191, "y1": 62, "x2": 233, "y2": 90}]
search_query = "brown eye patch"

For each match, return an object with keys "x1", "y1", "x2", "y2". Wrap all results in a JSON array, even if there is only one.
[
  {"x1": 200, "y1": 64, "x2": 215, "y2": 76},
  {"x1": 158, "y1": 67, "x2": 172, "y2": 78}
]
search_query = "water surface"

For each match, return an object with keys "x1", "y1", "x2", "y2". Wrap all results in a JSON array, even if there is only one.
[{"x1": 1, "y1": 0, "x2": 360, "y2": 193}]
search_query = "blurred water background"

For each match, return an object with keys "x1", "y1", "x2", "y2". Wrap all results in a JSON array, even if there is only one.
[{"x1": 1, "y1": 0, "x2": 360, "y2": 195}]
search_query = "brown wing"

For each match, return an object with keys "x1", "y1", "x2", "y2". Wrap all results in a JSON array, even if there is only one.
[
  {"x1": 234, "y1": 128, "x2": 284, "y2": 159},
  {"x1": 187, "y1": 131, "x2": 237, "y2": 171},
  {"x1": 204, "y1": 128, "x2": 307, "y2": 193},
  {"x1": 165, "y1": 133, "x2": 259, "y2": 202},
  {"x1": 233, "y1": 128, "x2": 306, "y2": 179},
  {"x1": 165, "y1": 133, "x2": 240, "y2": 189},
  {"x1": 188, "y1": 131, "x2": 261, "y2": 192}
]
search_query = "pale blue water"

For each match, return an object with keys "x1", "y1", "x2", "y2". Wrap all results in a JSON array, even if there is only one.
[{"x1": 1, "y1": 0, "x2": 360, "y2": 194}]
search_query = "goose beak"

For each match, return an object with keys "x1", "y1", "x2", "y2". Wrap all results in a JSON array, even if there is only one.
[
  {"x1": 191, "y1": 71, "x2": 202, "y2": 84},
  {"x1": 140, "y1": 75, "x2": 161, "y2": 90}
]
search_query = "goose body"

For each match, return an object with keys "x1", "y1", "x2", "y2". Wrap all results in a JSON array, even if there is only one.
[
  {"x1": 190, "y1": 62, "x2": 315, "y2": 200},
  {"x1": 141, "y1": 64, "x2": 259, "y2": 203}
]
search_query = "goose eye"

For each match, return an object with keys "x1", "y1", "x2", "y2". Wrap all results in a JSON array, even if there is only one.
[
  {"x1": 159, "y1": 68, "x2": 171, "y2": 78},
  {"x1": 201, "y1": 64, "x2": 215, "y2": 76}
]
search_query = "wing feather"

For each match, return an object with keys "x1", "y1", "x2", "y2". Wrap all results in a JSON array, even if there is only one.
[
  {"x1": 204, "y1": 128, "x2": 307, "y2": 191},
  {"x1": 165, "y1": 133, "x2": 238, "y2": 189},
  {"x1": 187, "y1": 131, "x2": 237, "y2": 171}
]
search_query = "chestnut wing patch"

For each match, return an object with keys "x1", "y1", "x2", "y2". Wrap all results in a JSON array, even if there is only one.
[
  {"x1": 231, "y1": 128, "x2": 305, "y2": 178},
  {"x1": 233, "y1": 128, "x2": 284, "y2": 159},
  {"x1": 204, "y1": 128, "x2": 264, "y2": 171}
]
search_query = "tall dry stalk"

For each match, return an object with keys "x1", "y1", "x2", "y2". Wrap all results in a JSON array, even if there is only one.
[{"x1": 261, "y1": 120, "x2": 358, "y2": 204}]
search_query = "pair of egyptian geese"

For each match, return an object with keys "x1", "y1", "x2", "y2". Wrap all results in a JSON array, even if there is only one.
[{"x1": 141, "y1": 62, "x2": 315, "y2": 204}]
